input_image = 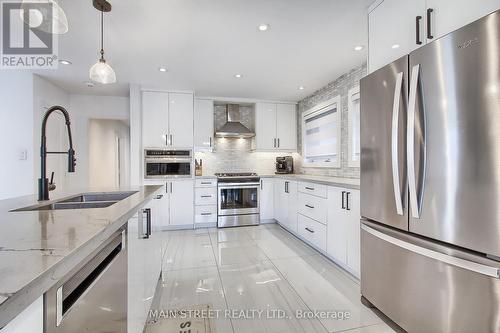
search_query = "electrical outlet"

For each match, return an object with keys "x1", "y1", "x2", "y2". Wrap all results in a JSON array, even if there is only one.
[{"x1": 19, "y1": 149, "x2": 28, "y2": 161}]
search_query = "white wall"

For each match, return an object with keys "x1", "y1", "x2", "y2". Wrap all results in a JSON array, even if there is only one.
[
  {"x1": 0, "y1": 73, "x2": 34, "y2": 200},
  {"x1": 69, "y1": 95, "x2": 130, "y2": 189},
  {"x1": 88, "y1": 119, "x2": 130, "y2": 189}
]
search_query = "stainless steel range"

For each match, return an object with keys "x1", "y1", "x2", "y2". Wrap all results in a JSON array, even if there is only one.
[{"x1": 216, "y1": 173, "x2": 260, "y2": 228}]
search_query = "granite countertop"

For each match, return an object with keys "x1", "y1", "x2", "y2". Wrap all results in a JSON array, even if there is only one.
[
  {"x1": 260, "y1": 174, "x2": 360, "y2": 190},
  {"x1": 0, "y1": 185, "x2": 163, "y2": 329}
]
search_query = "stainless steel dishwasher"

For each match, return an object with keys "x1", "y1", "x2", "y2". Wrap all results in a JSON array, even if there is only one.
[{"x1": 45, "y1": 228, "x2": 127, "y2": 332}]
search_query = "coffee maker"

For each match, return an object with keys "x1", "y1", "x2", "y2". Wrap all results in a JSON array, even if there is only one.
[{"x1": 275, "y1": 156, "x2": 293, "y2": 174}]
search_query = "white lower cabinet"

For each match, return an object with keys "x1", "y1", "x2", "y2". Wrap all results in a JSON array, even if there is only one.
[
  {"x1": 259, "y1": 178, "x2": 274, "y2": 220},
  {"x1": 144, "y1": 180, "x2": 194, "y2": 228},
  {"x1": 345, "y1": 190, "x2": 361, "y2": 276},
  {"x1": 127, "y1": 210, "x2": 164, "y2": 333},
  {"x1": 297, "y1": 214, "x2": 327, "y2": 252},
  {"x1": 194, "y1": 178, "x2": 217, "y2": 226},
  {"x1": 273, "y1": 179, "x2": 298, "y2": 233}
]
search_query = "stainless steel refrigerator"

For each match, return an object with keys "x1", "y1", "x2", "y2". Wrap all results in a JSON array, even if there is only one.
[{"x1": 360, "y1": 10, "x2": 500, "y2": 333}]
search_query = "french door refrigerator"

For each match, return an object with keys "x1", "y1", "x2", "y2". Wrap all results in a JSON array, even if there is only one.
[{"x1": 360, "y1": 10, "x2": 500, "y2": 333}]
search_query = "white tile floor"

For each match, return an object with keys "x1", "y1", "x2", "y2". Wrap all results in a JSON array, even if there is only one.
[{"x1": 151, "y1": 224, "x2": 397, "y2": 333}]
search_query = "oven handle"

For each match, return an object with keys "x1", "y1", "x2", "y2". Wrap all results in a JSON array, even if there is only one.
[
  {"x1": 218, "y1": 184, "x2": 260, "y2": 190},
  {"x1": 145, "y1": 158, "x2": 192, "y2": 163}
]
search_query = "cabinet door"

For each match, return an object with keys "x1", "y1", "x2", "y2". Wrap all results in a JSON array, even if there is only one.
[
  {"x1": 273, "y1": 179, "x2": 288, "y2": 225},
  {"x1": 326, "y1": 187, "x2": 347, "y2": 265},
  {"x1": 369, "y1": 0, "x2": 426, "y2": 73},
  {"x1": 426, "y1": 0, "x2": 499, "y2": 42},
  {"x1": 259, "y1": 178, "x2": 274, "y2": 220},
  {"x1": 286, "y1": 181, "x2": 298, "y2": 233},
  {"x1": 276, "y1": 104, "x2": 297, "y2": 151},
  {"x1": 169, "y1": 180, "x2": 194, "y2": 226},
  {"x1": 346, "y1": 190, "x2": 361, "y2": 277},
  {"x1": 151, "y1": 190, "x2": 169, "y2": 230},
  {"x1": 255, "y1": 103, "x2": 277, "y2": 150},
  {"x1": 168, "y1": 93, "x2": 194, "y2": 148},
  {"x1": 194, "y1": 99, "x2": 214, "y2": 149},
  {"x1": 142, "y1": 92, "x2": 169, "y2": 147}
]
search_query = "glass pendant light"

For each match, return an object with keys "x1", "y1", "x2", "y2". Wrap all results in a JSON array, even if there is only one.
[
  {"x1": 89, "y1": 1, "x2": 116, "y2": 84},
  {"x1": 21, "y1": 0, "x2": 68, "y2": 34}
]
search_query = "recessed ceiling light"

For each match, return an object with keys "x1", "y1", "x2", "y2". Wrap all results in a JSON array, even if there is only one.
[
  {"x1": 258, "y1": 24, "x2": 270, "y2": 31},
  {"x1": 59, "y1": 59, "x2": 71, "y2": 65},
  {"x1": 158, "y1": 67, "x2": 167, "y2": 72},
  {"x1": 298, "y1": 86, "x2": 305, "y2": 90},
  {"x1": 234, "y1": 74, "x2": 243, "y2": 78},
  {"x1": 392, "y1": 44, "x2": 400, "y2": 49},
  {"x1": 354, "y1": 45, "x2": 364, "y2": 51}
]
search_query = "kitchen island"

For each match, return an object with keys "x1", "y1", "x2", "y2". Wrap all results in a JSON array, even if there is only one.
[{"x1": 0, "y1": 185, "x2": 163, "y2": 330}]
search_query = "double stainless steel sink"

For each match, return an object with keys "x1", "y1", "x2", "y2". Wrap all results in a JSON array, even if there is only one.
[{"x1": 12, "y1": 191, "x2": 138, "y2": 211}]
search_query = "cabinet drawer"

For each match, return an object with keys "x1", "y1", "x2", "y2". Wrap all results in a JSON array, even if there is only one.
[
  {"x1": 298, "y1": 182, "x2": 327, "y2": 198},
  {"x1": 195, "y1": 187, "x2": 217, "y2": 205},
  {"x1": 297, "y1": 192, "x2": 327, "y2": 224},
  {"x1": 297, "y1": 214, "x2": 327, "y2": 252},
  {"x1": 195, "y1": 205, "x2": 217, "y2": 223},
  {"x1": 195, "y1": 178, "x2": 217, "y2": 188}
]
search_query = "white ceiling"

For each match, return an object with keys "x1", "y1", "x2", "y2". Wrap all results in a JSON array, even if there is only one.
[{"x1": 37, "y1": 0, "x2": 371, "y2": 101}]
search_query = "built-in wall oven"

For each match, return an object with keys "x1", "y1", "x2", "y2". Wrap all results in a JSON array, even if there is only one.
[
  {"x1": 144, "y1": 149, "x2": 192, "y2": 179},
  {"x1": 216, "y1": 173, "x2": 260, "y2": 228}
]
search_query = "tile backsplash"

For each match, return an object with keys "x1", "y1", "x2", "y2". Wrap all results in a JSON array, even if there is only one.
[
  {"x1": 195, "y1": 138, "x2": 300, "y2": 175},
  {"x1": 296, "y1": 63, "x2": 366, "y2": 179}
]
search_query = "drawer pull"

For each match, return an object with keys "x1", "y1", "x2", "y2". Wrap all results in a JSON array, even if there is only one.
[
  {"x1": 305, "y1": 187, "x2": 315, "y2": 190},
  {"x1": 305, "y1": 204, "x2": 314, "y2": 209},
  {"x1": 155, "y1": 194, "x2": 163, "y2": 199},
  {"x1": 201, "y1": 213, "x2": 212, "y2": 216},
  {"x1": 305, "y1": 227, "x2": 315, "y2": 233},
  {"x1": 201, "y1": 182, "x2": 212, "y2": 185},
  {"x1": 201, "y1": 195, "x2": 212, "y2": 198}
]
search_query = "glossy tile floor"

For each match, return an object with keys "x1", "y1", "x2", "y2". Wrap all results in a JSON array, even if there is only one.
[{"x1": 151, "y1": 224, "x2": 397, "y2": 333}]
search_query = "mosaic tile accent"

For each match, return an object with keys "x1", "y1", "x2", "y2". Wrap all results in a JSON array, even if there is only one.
[{"x1": 296, "y1": 63, "x2": 367, "y2": 179}]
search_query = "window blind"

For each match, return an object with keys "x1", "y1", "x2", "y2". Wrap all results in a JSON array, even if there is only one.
[{"x1": 304, "y1": 106, "x2": 339, "y2": 161}]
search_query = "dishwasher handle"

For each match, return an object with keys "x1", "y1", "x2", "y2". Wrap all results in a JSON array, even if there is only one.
[{"x1": 56, "y1": 231, "x2": 124, "y2": 326}]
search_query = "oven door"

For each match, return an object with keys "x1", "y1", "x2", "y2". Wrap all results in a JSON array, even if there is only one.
[
  {"x1": 218, "y1": 184, "x2": 259, "y2": 216},
  {"x1": 144, "y1": 159, "x2": 191, "y2": 178}
]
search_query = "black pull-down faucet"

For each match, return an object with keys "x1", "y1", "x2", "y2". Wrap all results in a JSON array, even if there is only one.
[{"x1": 38, "y1": 106, "x2": 76, "y2": 201}]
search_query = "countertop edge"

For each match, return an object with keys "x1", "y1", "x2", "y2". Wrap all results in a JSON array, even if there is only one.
[
  {"x1": 259, "y1": 174, "x2": 360, "y2": 190},
  {"x1": 0, "y1": 186, "x2": 163, "y2": 330}
]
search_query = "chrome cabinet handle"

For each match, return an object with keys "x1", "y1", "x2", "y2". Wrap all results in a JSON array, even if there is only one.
[
  {"x1": 165, "y1": 133, "x2": 169, "y2": 146},
  {"x1": 305, "y1": 227, "x2": 314, "y2": 233},
  {"x1": 201, "y1": 212, "x2": 212, "y2": 216},
  {"x1": 341, "y1": 191, "x2": 346, "y2": 209},
  {"x1": 416, "y1": 16, "x2": 423, "y2": 45},
  {"x1": 346, "y1": 192, "x2": 351, "y2": 211},
  {"x1": 144, "y1": 208, "x2": 152, "y2": 237},
  {"x1": 391, "y1": 72, "x2": 404, "y2": 215},
  {"x1": 209, "y1": 136, "x2": 212, "y2": 147},
  {"x1": 305, "y1": 186, "x2": 314, "y2": 191},
  {"x1": 277, "y1": 138, "x2": 280, "y2": 148},
  {"x1": 427, "y1": 8, "x2": 434, "y2": 39},
  {"x1": 305, "y1": 204, "x2": 314, "y2": 209},
  {"x1": 170, "y1": 134, "x2": 173, "y2": 146},
  {"x1": 201, "y1": 195, "x2": 212, "y2": 198},
  {"x1": 201, "y1": 182, "x2": 212, "y2": 185},
  {"x1": 273, "y1": 138, "x2": 276, "y2": 148},
  {"x1": 155, "y1": 194, "x2": 163, "y2": 199},
  {"x1": 260, "y1": 180, "x2": 263, "y2": 190},
  {"x1": 170, "y1": 182, "x2": 173, "y2": 193},
  {"x1": 408, "y1": 64, "x2": 423, "y2": 219}
]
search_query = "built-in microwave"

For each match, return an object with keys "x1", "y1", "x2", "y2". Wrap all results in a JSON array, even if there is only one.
[{"x1": 144, "y1": 149, "x2": 192, "y2": 179}]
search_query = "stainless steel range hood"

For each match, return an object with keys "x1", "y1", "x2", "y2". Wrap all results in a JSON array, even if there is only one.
[{"x1": 215, "y1": 104, "x2": 255, "y2": 138}]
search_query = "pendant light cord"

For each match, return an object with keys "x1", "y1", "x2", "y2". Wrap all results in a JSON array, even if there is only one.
[{"x1": 100, "y1": 9, "x2": 104, "y2": 61}]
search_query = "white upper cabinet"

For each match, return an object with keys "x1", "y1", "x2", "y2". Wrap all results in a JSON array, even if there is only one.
[
  {"x1": 168, "y1": 93, "x2": 194, "y2": 148},
  {"x1": 425, "y1": 0, "x2": 500, "y2": 42},
  {"x1": 255, "y1": 102, "x2": 297, "y2": 151},
  {"x1": 142, "y1": 91, "x2": 169, "y2": 147},
  {"x1": 142, "y1": 91, "x2": 193, "y2": 148},
  {"x1": 255, "y1": 103, "x2": 277, "y2": 150},
  {"x1": 369, "y1": 0, "x2": 499, "y2": 73},
  {"x1": 194, "y1": 98, "x2": 214, "y2": 150},
  {"x1": 276, "y1": 104, "x2": 297, "y2": 151}
]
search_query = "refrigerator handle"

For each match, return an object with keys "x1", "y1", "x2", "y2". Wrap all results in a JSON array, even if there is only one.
[
  {"x1": 391, "y1": 72, "x2": 404, "y2": 216},
  {"x1": 408, "y1": 64, "x2": 422, "y2": 219},
  {"x1": 361, "y1": 224, "x2": 500, "y2": 279}
]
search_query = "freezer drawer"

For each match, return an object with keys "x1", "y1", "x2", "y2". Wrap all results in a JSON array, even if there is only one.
[{"x1": 361, "y1": 221, "x2": 500, "y2": 333}]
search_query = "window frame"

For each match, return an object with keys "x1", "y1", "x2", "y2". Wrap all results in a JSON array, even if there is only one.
[
  {"x1": 347, "y1": 86, "x2": 361, "y2": 167},
  {"x1": 301, "y1": 95, "x2": 341, "y2": 168}
]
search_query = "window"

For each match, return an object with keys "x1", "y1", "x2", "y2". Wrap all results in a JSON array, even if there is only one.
[
  {"x1": 348, "y1": 86, "x2": 360, "y2": 167},
  {"x1": 302, "y1": 96, "x2": 341, "y2": 168}
]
